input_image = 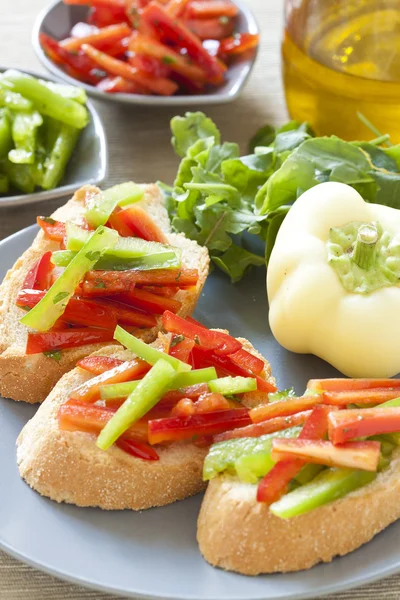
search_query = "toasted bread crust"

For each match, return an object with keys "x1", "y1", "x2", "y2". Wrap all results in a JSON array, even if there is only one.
[
  {"x1": 0, "y1": 184, "x2": 209, "y2": 403},
  {"x1": 197, "y1": 449, "x2": 400, "y2": 574},
  {"x1": 17, "y1": 334, "x2": 274, "y2": 510}
]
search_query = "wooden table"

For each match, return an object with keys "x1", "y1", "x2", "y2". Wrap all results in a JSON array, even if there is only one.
[{"x1": 1, "y1": 0, "x2": 400, "y2": 598}]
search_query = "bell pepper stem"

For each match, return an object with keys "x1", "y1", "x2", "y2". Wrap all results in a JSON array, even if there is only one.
[{"x1": 352, "y1": 223, "x2": 379, "y2": 270}]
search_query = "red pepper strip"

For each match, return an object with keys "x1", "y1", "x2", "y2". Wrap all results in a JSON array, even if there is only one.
[
  {"x1": 323, "y1": 388, "x2": 400, "y2": 406},
  {"x1": 271, "y1": 439, "x2": 380, "y2": 472},
  {"x1": 77, "y1": 355, "x2": 124, "y2": 374},
  {"x1": 130, "y1": 33, "x2": 207, "y2": 83},
  {"x1": 165, "y1": 0, "x2": 191, "y2": 18},
  {"x1": 129, "y1": 54, "x2": 171, "y2": 79},
  {"x1": 308, "y1": 378, "x2": 400, "y2": 393},
  {"x1": 81, "y1": 43, "x2": 179, "y2": 96},
  {"x1": 37, "y1": 216, "x2": 66, "y2": 242},
  {"x1": 83, "y1": 286, "x2": 182, "y2": 314},
  {"x1": 39, "y1": 34, "x2": 106, "y2": 85},
  {"x1": 141, "y1": 285, "x2": 179, "y2": 298},
  {"x1": 64, "y1": 0, "x2": 126, "y2": 7},
  {"x1": 90, "y1": 298, "x2": 157, "y2": 328},
  {"x1": 228, "y1": 348, "x2": 265, "y2": 376},
  {"x1": 71, "y1": 358, "x2": 150, "y2": 403},
  {"x1": 257, "y1": 405, "x2": 334, "y2": 504},
  {"x1": 141, "y1": 2, "x2": 226, "y2": 80},
  {"x1": 184, "y1": 17, "x2": 234, "y2": 41},
  {"x1": 115, "y1": 438, "x2": 159, "y2": 460},
  {"x1": 168, "y1": 334, "x2": 195, "y2": 364},
  {"x1": 250, "y1": 395, "x2": 320, "y2": 424},
  {"x1": 26, "y1": 328, "x2": 115, "y2": 355},
  {"x1": 328, "y1": 407, "x2": 400, "y2": 445},
  {"x1": 88, "y1": 4, "x2": 131, "y2": 27},
  {"x1": 159, "y1": 382, "x2": 210, "y2": 406},
  {"x1": 114, "y1": 204, "x2": 169, "y2": 244},
  {"x1": 60, "y1": 23, "x2": 132, "y2": 52},
  {"x1": 170, "y1": 71, "x2": 205, "y2": 93},
  {"x1": 17, "y1": 290, "x2": 117, "y2": 330},
  {"x1": 186, "y1": 1, "x2": 239, "y2": 18},
  {"x1": 21, "y1": 252, "x2": 54, "y2": 291},
  {"x1": 107, "y1": 206, "x2": 136, "y2": 235},
  {"x1": 83, "y1": 268, "x2": 199, "y2": 290},
  {"x1": 58, "y1": 400, "x2": 149, "y2": 442},
  {"x1": 192, "y1": 346, "x2": 276, "y2": 394},
  {"x1": 162, "y1": 310, "x2": 242, "y2": 355},
  {"x1": 148, "y1": 408, "x2": 251, "y2": 444},
  {"x1": 118, "y1": 288, "x2": 182, "y2": 314},
  {"x1": 97, "y1": 77, "x2": 145, "y2": 95},
  {"x1": 218, "y1": 32, "x2": 259, "y2": 56},
  {"x1": 214, "y1": 410, "x2": 314, "y2": 443}
]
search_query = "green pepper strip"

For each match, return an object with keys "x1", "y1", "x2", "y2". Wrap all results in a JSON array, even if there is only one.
[
  {"x1": 209, "y1": 375, "x2": 257, "y2": 395},
  {"x1": 270, "y1": 468, "x2": 376, "y2": 519},
  {"x1": 99, "y1": 367, "x2": 217, "y2": 400},
  {"x1": 65, "y1": 221, "x2": 178, "y2": 261},
  {"x1": 96, "y1": 359, "x2": 177, "y2": 450},
  {"x1": 21, "y1": 226, "x2": 118, "y2": 331},
  {"x1": 114, "y1": 325, "x2": 191, "y2": 373},
  {"x1": 85, "y1": 181, "x2": 144, "y2": 227},
  {"x1": 51, "y1": 249, "x2": 181, "y2": 271},
  {"x1": 1, "y1": 70, "x2": 89, "y2": 129}
]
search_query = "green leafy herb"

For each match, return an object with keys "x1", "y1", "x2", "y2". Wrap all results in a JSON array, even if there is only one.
[
  {"x1": 161, "y1": 111, "x2": 400, "y2": 283},
  {"x1": 170, "y1": 334, "x2": 185, "y2": 347},
  {"x1": 162, "y1": 56, "x2": 176, "y2": 65},
  {"x1": 268, "y1": 388, "x2": 296, "y2": 402},
  {"x1": 43, "y1": 350, "x2": 62, "y2": 361},
  {"x1": 53, "y1": 291, "x2": 69, "y2": 304},
  {"x1": 41, "y1": 216, "x2": 56, "y2": 225},
  {"x1": 94, "y1": 280, "x2": 106, "y2": 289}
]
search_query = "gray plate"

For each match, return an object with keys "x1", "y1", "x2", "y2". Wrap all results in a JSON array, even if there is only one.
[
  {"x1": 32, "y1": 0, "x2": 259, "y2": 106},
  {"x1": 1, "y1": 226, "x2": 400, "y2": 600},
  {"x1": 0, "y1": 66, "x2": 108, "y2": 207}
]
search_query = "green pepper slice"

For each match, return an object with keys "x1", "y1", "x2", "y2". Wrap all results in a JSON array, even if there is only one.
[{"x1": 21, "y1": 225, "x2": 118, "y2": 331}]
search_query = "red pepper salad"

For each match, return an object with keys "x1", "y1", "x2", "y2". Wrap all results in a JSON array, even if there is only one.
[
  {"x1": 57, "y1": 313, "x2": 277, "y2": 460},
  {"x1": 18, "y1": 182, "x2": 199, "y2": 357},
  {"x1": 203, "y1": 378, "x2": 400, "y2": 518},
  {"x1": 39, "y1": 0, "x2": 259, "y2": 96}
]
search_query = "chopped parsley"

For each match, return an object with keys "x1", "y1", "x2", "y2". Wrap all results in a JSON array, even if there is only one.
[
  {"x1": 162, "y1": 56, "x2": 176, "y2": 65},
  {"x1": 43, "y1": 350, "x2": 62, "y2": 362},
  {"x1": 41, "y1": 216, "x2": 56, "y2": 225},
  {"x1": 94, "y1": 281, "x2": 107, "y2": 289},
  {"x1": 170, "y1": 334, "x2": 185, "y2": 347}
]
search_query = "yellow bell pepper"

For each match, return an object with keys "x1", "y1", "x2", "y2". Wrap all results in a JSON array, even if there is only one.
[{"x1": 267, "y1": 182, "x2": 400, "y2": 378}]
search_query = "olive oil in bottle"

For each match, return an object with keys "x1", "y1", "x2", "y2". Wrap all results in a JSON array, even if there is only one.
[{"x1": 282, "y1": 0, "x2": 400, "y2": 141}]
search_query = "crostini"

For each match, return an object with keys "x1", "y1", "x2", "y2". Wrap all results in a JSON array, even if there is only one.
[
  {"x1": 0, "y1": 182, "x2": 209, "y2": 403},
  {"x1": 197, "y1": 379, "x2": 400, "y2": 574},
  {"x1": 17, "y1": 314, "x2": 276, "y2": 510}
]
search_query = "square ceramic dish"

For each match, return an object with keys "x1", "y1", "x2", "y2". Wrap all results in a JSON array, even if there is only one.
[
  {"x1": 0, "y1": 66, "x2": 108, "y2": 207},
  {"x1": 32, "y1": 0, "x2": 259, "y2": 106}
]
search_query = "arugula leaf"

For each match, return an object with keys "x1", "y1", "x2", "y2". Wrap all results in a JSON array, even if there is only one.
[
  {"x1": 212, "y1": 244, "x2": 265, "y2": 283},
  {"x1": 171, "y1": 112, "x2": 220, "y2": 157},
  {"x1": 256, "y1": 137, "x2": 374, "y2": 214},
  {"x1": 249, "y1": 124, "x2": 275, "y2": 153},
  {"x1": 355, "y1": 143, "x2": 399, "y2": 172}
]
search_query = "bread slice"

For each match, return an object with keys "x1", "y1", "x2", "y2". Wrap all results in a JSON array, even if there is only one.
[
  {"x1": 197, "y1": 448, "x2": 400, "y2": 574},
  {"x1": 0, "y1": 183, "x2": 209, "y2": 404},
  {"x1": 16, "y1": 333, "x2": 275, "y2": 511}
]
